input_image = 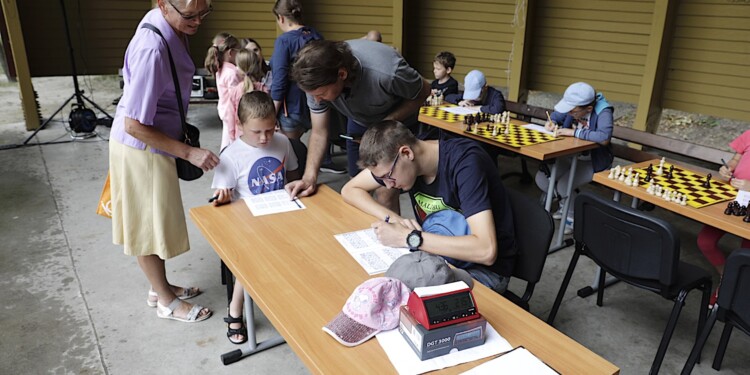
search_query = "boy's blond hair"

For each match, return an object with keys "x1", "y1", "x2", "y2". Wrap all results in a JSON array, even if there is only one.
[{"x1": 238, "y1": 91, "x2": 275, "y2": 125}]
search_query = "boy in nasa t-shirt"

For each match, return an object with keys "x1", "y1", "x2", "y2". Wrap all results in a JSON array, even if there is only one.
[
  {"x1": 210, "y1": 91, "x2": 299, "y2": 344},
  {"x1": 211, "y1": 91, "x2": 300, "y2": 204}
]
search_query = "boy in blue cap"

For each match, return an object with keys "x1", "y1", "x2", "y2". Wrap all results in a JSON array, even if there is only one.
[
  {"x1": 537, "y1": 82, "x2": 614, "y2": 234},
  {"x1": 446, "y1": 70, "x2": 505, "y2": 114}
]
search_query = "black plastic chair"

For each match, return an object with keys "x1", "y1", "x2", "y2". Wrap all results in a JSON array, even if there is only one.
[
  {"x1": 547, "y1": 192, "x2": 712, "y2": 375},
  {"x1": 502, "y1": 188, "x2": 554, "y2": 311},
  {"x1": 682, "y1": 249, "x2": 750, "y2": 374}
]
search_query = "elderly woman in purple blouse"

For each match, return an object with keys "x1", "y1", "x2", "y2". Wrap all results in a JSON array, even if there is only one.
[{"x1": 109, "y1": 0, "x2": 218, "y2": 323}]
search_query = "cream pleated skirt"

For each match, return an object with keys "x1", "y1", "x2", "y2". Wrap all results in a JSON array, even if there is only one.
[{"x1": 109, "y1": 140, "x2": 189, "y2": 259}]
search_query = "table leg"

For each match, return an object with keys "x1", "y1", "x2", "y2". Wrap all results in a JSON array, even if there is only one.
[
  {"x1": 548, "y1": 156, "x2": 577, "y2": 253},
  {"x1": 221, "y1": 290, "x2": 287, "y2": 365},
  {"x1": 544, "y1": 162, "x2": 558, "y2": 212}
]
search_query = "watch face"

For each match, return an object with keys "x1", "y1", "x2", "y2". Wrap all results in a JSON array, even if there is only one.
[{"x1": 407, "y1": 232, "x2": 421, "y2": 248}]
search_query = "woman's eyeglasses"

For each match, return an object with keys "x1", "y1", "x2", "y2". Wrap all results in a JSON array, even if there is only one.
[
  {"x1": 168, "y1": 1, "x2": 212, "y2": 21},
  {"x1": 371, "y1": 153, "x2": 400, "y2": 184}
]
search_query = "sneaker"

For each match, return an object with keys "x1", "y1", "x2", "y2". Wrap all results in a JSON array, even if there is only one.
[
  {"x1": 708, "y1": 286, "x2": 719, "y2": 308},
  {"x1": 552, "y1": 207, "x2": 564, "y2": 220},
  {"x1": 319, "y1": 161, "x2": 347, "y2": 174},
  {"x1": 563, "y1": 217, "x2": 574, "y2": 235}
]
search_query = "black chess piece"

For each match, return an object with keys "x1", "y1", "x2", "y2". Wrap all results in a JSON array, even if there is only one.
[
  {"x1": 703, "y1": 173, "x2": 712, "y2": 188},
  {"x1": 645, "y1": 164, "x2": 653, "y2": 182},
  {"x1": 725, "y1": 201, "x2": 734, "y2": 215},
  {"x1": 741, "y1": 205, "x2": 748, "y2": 217},
  {"x1": 734, "y1": 202, "x2": 744, "y2": 217},
  {"x1": 744, "y1": 211, "x2": 750, "y2": 223},
  {"x1": 667, "y1": 165, "x2": 674, "y2": 179}
]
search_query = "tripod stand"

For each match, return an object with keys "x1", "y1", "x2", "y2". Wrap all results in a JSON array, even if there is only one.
[{"x1": 19, "y1": 0, "x2": 113, "y2": 146}]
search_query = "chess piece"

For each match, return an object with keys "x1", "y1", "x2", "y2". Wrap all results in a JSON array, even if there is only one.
[
  {"x1": 725, "y1": 201, "x2": 734, "y2": 215},
  {"x1": 667, "y1": 165, "x2": 674, "y2": 179},
  {"x1": 645, "y1": 164, "x2": 653, "y2": 182},
  {"x1": 703, "y1": 173, "x2": 712, "y2": 188},
  {"x1": 680, "y1": 194, "x2": 687, "y2": 206},
  {"x1": 492, "y1": 125, "x2": 498, "y2": 137},
  {"x1": 741, "y1": 205, "x2": 748, "y2": 217},
  {"x1": 632, "y1": 174, "x2": 639, "y2": 187},
  {"x1": 624, "y1": 174, "x2": 632, "y2": 186},
  {"x1": 734, "y1": 202, "x2": 743, "y2": 216},
  {"x1": 504, "y1": 123, "x2": 510, "y2": 135},
  {"x1": 608, "y1": 169, "x2": 615, "y2": 179},
  {"x1": 618, "y1": 171, "x2": 625, "y2": 182},
  {"x1": 744, "y1": 213, "x2": 750, "y2": 223}
]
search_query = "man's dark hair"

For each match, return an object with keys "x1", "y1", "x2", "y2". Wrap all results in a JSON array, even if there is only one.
[{"x1": 291, "y1": 40, "x2": 360, "y2": 91}]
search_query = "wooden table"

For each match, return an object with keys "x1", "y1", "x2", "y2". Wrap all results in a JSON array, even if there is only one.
[
  {"x1": 420, "y1": 109, "x2": 599, "y2": 247},
  {"x1": 190, "y1": 185, "x2": 619, "y2": 374},
  {"x1": 593, "y1": 159, "x2": 749, "y2": 240},
  {"x1": 585, "y1": 159, "x2": 749, "y2": 296}
]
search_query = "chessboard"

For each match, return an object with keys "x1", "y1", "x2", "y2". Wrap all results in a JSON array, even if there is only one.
[
  {"x1": 419, "y1": 105, "x2": 464, "y2": 123},
  {"x1": 635, "y1": 163, "x2": 737, "y2": 208},
  {"x1": 467, "y1": 123, "x2": 559, "y2": 148}
]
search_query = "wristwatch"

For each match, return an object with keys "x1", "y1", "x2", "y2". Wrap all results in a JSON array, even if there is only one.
[{"x1": 406, "y1": 230, "x2": 423, "y2": 251}]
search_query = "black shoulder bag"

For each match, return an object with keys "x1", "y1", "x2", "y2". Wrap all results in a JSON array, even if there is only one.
[{"x1": 141, "y1": 23, "x2": 203, "y2": 181}]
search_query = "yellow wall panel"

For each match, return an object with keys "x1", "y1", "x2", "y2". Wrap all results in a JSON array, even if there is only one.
[
  {"x1": 663, "y1": 0, "x2": 750, "y2": 121},
  {"x1": 528, "y1": 0, "x2": 655, "y2": 103},
  {"x1": 403, "y1": 0, "x2": 516, "y2": 90},
  {"x1": 304, "y1": 1, "x2": 395, "y2": 43}
]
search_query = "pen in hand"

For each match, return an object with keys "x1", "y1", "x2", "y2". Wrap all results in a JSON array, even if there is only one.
[
  {"x1": 721, "y1": 158, "x2": 734, "y2": 181},
  {"x1": 208, "y1": 195, "x2": 219, "y2": 203},
  {"x1": 292, "y1": 197, "x2": 302, "y2": 209}
]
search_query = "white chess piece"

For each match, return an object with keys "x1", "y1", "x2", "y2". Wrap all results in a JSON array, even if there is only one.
[
  {"x1": 608, "y1": 169, "x2": 615, "y2": 179},
  {"x1": 504, "y1": 123, "x2": 510, "y2": 135},
  {"x1": 624, "y1": 174, "x2": 632, "y2": 186},
  {"x1": 633, "y1": 174, "x2": 639, "y2": 187},
  {"x1": 619, "y1": 171, "x2": 625, "y2": 182},
  {"x1": 681, "y1": 195, "x2": 687, "y2": 206}
]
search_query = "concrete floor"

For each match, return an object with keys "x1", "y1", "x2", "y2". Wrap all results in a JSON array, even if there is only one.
[{"x1": 1, "y1": 103, "x2": 748, "y2": 375}]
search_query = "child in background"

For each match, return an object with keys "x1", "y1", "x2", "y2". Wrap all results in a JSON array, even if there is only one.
[
  {"x1": 219, "y1": 49, "x2": 272, "y2": 150},
  {"x1": 211, "y1": 91, "x2": 300, "y2": 344},
  {"x1": 271, "y1": 0, "x2": 343, "y2": 173},
  {"x1": 431, "y1": 51, "x2": 458, "y2": 97},
  {"x1": 240, "y1": 38, "x2": 272, "y2": 89},
  {"x1": 445, "y1": 70, "x2": 505, "y2": 114},
  {"x1": 205, "y1": 33, "x2": 242, "y2": 150},
  {"x1": 697, "y1": 129, "x2": 750, "y2": 306},
  {"x1": 537, "y1": 82, "x2": 614, "y2": 234}
]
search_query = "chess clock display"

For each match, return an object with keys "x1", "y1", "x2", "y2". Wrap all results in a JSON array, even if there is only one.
[{"x1": 406, "y1": 281, "x2": 479, "y2": 330}]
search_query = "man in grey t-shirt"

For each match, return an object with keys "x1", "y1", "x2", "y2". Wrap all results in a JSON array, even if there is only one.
[{"x1": 285, "y1": 39, "x2": 431, "y2": 212}]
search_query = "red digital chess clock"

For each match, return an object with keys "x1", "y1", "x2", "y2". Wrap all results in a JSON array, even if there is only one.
[{"x1": 406, "y1": 282, "x2": 479, "y2": 330}]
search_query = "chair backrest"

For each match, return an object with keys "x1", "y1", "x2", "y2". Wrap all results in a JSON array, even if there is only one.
[
  {"x1": 717, "y1": 248, "x2": 750, "y2": 330},
  {"x1": 574, "y1": 192, "x2": 680, "y2": 287},
  {"x1": 507, "y1": 188, "x2": 554, "y2": 287}
]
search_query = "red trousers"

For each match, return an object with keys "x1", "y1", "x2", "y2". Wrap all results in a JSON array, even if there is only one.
[{"x1": 697, "y1": 225, "x2": 750, "y2": 267}]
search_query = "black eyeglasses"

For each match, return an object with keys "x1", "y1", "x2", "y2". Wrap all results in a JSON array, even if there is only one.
[
  {"x1": 371, "y1": 152, "x2": 400, "y2": 184},
  {"x1": 168, "y1": 1, "x2": 212, "y2": 21}
]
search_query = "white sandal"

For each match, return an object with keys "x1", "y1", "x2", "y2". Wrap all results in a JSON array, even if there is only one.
[
  {"x1": 156, "y1": 298, "x2": 212, "y2": 323},
  {"x1": 146, "y1": 286, "x2": 201, "y2": 307}
]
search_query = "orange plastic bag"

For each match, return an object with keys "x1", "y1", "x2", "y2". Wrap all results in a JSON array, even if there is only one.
[{"x1": 96, "y1": 172, "x2": 112, "y2": 218}]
